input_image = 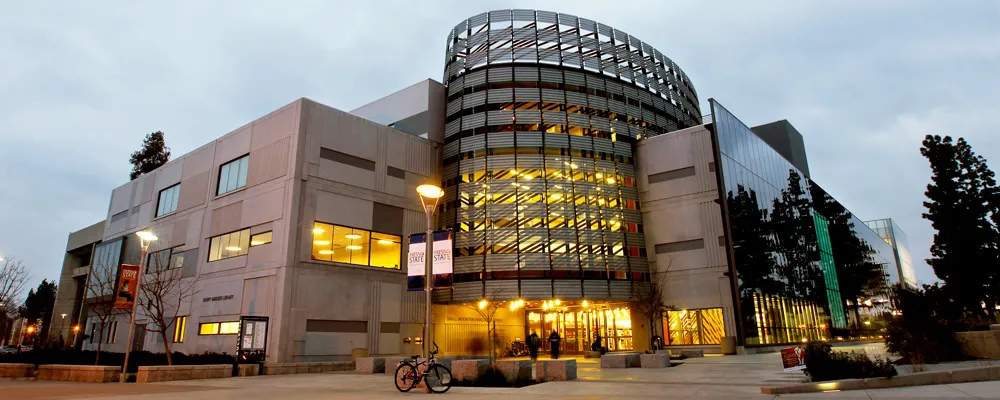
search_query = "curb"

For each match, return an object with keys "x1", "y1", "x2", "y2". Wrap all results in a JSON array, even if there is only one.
[{"x1": 761, "y1": 365, "x2": 1000, "y2": 394}]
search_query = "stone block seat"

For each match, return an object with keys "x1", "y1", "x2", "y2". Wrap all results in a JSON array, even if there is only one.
[
  {"x1": 680, "y1": 349, "x2": 705, "y2": 358},
  {"x1": 0, "y1": 363, "x2": 34, "y2": 378},
  {"x1": 451, "y1": 359, "x2": 488, "y2": 384},
  {"x1": 536, "y1": 359, "x2": 577, "y2": 382},
  {"x1": 36, "y1": 365, "x2": 120, "y2": 382},
  {"x1": 495, "y1": 360, "x2": 531, "y2": 384},
  {"x1": 640, "y1": 354, "x2": 671, "y2": 368},
  {"x1": 355, "y1": 357, "x2": 386, "y2": 374},
  {"x1": 601, "y1": 353, "x2": 641, "y2": 368}
]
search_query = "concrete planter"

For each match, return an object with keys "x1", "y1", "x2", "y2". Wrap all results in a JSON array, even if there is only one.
[
  {"x1": 264, "y1": 361, "x2": 354, "y2": 376},
  {"x1": 536, "y1": 359, "x2": 577, "y2": 382},
  {"x1": 956, "y1": 330, "x2": 1000, "y2": 359},
  {"x1": 761, "y1": 366, "x2": 1000, "y2": 395},
  {"x1": 136, "y1": 364, "x2": 231, "y2": 383},
  {"x1": 37, "y1": 365, "x2": 120, "y2": 383},
  {"x1": 0, "y1": 363, "x2": 34, "y2": 378}
]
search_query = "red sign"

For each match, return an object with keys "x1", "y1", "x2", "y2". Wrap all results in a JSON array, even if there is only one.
[
  {"x1": 780, "y1": 346, "x2": 806, "y2": 372},
  {"x1": 114, "y1": 264, "x2": 140, "y2": 309}
]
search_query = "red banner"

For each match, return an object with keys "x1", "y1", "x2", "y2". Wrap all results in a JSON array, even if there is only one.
[{"x1": 114, "y1": 264, "x2": 140, "y2": 309}]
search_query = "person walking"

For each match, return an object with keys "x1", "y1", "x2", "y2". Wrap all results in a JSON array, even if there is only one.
[
  {"x1": 527, "y1": 330, "x2": 540, "y2": 362},
  {"x1": 549, "y1": 331, "x2": 561, "y2": 359}
]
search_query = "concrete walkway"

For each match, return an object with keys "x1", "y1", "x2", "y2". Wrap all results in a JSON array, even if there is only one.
[{"x1": 2, "y1": 345, "x2": 997, "y2": 399}]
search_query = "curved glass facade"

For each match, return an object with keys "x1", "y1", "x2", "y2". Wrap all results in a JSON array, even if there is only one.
[{"x1": 440, "y1": 9, "x2": 701, "y2": 302}]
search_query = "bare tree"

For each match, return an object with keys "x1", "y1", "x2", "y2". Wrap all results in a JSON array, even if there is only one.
[
  {"x1": 464, "y1": 289, "x2": 507, "y2": 364},
  {"x1": 630, "y1": 258, "x2": 673, "y2": 352},
  {"x1": 137, "y1": 247, "x2": 196, "y2": 365},
  {"x1": 0, "y1": 257, "x2": 30, "y2": 345},
  {"x1": 84, "y1": 258, "x2": 127, "y2": 365}
]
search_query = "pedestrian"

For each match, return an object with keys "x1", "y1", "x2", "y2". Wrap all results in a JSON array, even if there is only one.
[
  {"x1": 591, "y1": 331, "x2": 602, "y2": 353},
  {"x1": 549, "y1": 330, "x2": 561, "y2": 359},
  {"x1": 527, "y1": 330, "x2": 540, "y2": 362}
]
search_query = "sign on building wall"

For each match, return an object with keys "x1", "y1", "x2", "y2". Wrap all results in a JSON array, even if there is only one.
[
  {"x1": 407, "y1": 230, "x2": 453, "y2": 291},
  {"x1": 113, "y1": 264, "x2": 140, "y2": 309},
  {"x1": 237, "y1": 315, "x2": 269, "y2": 364}
]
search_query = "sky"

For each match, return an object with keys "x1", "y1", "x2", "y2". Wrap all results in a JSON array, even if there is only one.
[{"x1": 1, "y1": 1, "x2": 997, "y2": 296}]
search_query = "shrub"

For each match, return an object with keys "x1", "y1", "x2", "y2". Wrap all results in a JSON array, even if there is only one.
[
  {"x1": 884, "y1": 285, "x2": 966, "y2": 364},
  {"x1": 803, "y1": 342, "x2": 896, "y2": 382}
]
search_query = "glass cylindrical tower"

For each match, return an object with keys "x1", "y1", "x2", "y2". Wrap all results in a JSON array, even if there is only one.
[{"x1": 440, "y1": 9, "x2": 701, "y2": 303}]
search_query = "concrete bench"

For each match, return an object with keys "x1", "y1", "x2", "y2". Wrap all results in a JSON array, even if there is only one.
[
  {"x1": 584, "y1": 351, "x2": 602, "y2": 359},
  {"x1": 0, "y1": 363, "x2": 33, "y2": 378},
  {"x1": 136, "y1": 364, "x2": 231, "y2": 383},
  {"x1": 355, "y1": 357, "x2": 385, "y2": 374},
  {"x1": 536, "y1": 359, "x2": 576, "y2": 382},
  {"x1": 384, "y1": 357, "x2": 414, "y2": 376},
  {"x1": 451, "y1": 359, "x2": 488, "y2": 384},
  {"x1": 495, "y1": 360, "x2": 531, "y2": 384},
  {"x1": 680, "y1": 349, "x2": 704, "y2": 358},
  {"x1": 601, "y1": 353, "x2": 640, "y2": 368},
  {"x1": 640, "y1": 354, "x2": 671, "y2": 368},
  {"x1": 36, "y1": 365, "x2": 120, "y2": 383}
]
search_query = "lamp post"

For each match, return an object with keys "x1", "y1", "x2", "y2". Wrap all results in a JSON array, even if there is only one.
[
  {"x1": 121, "y1": 230, "x2": 157, "y2": 383},
  {"x1": 416, "y1": 184, "x2": 443, "y2": 360}
]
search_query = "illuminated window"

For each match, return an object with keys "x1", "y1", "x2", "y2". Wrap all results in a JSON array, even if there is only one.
[
  {"x1": 199, "y1": 323, "x2": 219, "y2": 335},
  {"x1": 173, "y1": 316, "x2": 186, "y2": 343},
  {"x1": 199, "y1": 321, "x2": 240, "y2": 335},
  {"x1": 219, "y1": 322, "x2": 240, "y2": 334},
  {"x1": 208, "y1": 229, "x2": 250, "y2": 261},
  {"x1": 663, "y1": 308, "x2": 723, "y2": 345},
  {"x1": 311, "y1": 222, "x2": 401, "y2": 270},
  {"x1": 250, "y1": 231, "x2": 272, "y2": 247}
]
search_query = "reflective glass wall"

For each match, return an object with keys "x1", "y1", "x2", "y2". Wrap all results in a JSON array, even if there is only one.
[
  {"x1": 866, "y1": 218, "x2": 918, "y2": 289},
  {"x1": 440, "y1": 10, "x2": 701, "y2": 302},
  {"x1": 711, "y1": 100, "x2": 897, "y2": 345}
]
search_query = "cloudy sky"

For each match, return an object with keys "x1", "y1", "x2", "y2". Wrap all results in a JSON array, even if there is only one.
[{"x1": 1, "y1": 1, "x2": 997, "y2": 294}]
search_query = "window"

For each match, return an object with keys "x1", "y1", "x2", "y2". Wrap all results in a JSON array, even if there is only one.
[
  {"x1": 106, "y1": 321, "x2": 118, "y2": 344},
  {"x1": 90, "y1": 323, "x2": 97, "y2": 344},
  {"x1": 173, "y1": 316, "x2": 186, "y2": 343},
  {"x1": 250, "y1": 231, "x2": 272, "y2": 247},
  {"x1": 208, "y1": 229, "x2": 250, "y2": 262},
  {"x1": 311, "y1": 222, "x2": 401, "y2": 269},
  {"x1": 147, "y1": 246, "x2": 184, "y2": 272},
  {"x1": 199, "y1": 321, "x2": 240, "y2": 335},
  {"x1": 156, "y1": 184, "x2": 180, "y2": 217},
  {"x1": 217, "y1": 155, "x2": 249, "y2": 195},
  {"x1": 663, "y1": 308, "x2": 723, "y2": 345}
]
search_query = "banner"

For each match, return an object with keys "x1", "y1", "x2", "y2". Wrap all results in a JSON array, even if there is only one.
[
  {"x1": 114, "y1": 264, "x2": 141, "y2": 309},
  {"x1": 780, "y1": 346, "x2": 806, "y2": 372},
  {"x1": 407, "y1": 230, "x2": 453, "y2": 291}
]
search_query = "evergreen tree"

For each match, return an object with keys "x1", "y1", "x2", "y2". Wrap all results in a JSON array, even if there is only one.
[
  {"x1": 921, "y1": 135, "x2": 1000, "y2": 316},
  {"x1": 20, "y1": 280, "x2": 57, "y2": 345},
  {"x1": 129, "y1": 131, "x2": 171, "y2": 180}
]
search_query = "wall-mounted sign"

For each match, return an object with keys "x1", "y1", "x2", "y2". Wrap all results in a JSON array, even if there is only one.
[
  {"x1": 203, "y1": 294, "x2": 235, "y2": 303},
  {"x1": 114, "y1": 264, "x2": 140, "y2": 309},
  {"x1": 407, "y1": 230, "x2": 453, "y2": 291}
]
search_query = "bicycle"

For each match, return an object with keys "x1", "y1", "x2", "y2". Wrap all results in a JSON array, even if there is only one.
[{"x1": 394, "y1": 342, "x2": 452, "y2": 393}]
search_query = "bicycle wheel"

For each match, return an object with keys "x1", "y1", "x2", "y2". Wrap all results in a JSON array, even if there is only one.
[
  {"x1": 425, "y1": 364, "x2": 452, "y2": 393},
  {"x1": 394, "y1": 362, "x2": 417, "y2": 392}
]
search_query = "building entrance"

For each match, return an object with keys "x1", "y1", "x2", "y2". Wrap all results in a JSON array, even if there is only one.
[{"x1": 525, "y1": 302, "x2": 633, "y2": 353}]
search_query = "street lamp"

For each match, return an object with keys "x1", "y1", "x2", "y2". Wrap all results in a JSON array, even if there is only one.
[
  {"x1": 416, "y1": 184, "x2": 443, "y2": 359},
  {"x1": 121, "y1": 230, "x2": 157, "y2": 383}
]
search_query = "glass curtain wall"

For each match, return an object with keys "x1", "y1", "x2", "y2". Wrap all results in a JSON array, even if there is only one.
[
  {"x1": 441, "y1": 10, "x2": 701, "y2": 302},
  {"x1": 711, "y1": 100, "x2": 897, "y2": 345}
]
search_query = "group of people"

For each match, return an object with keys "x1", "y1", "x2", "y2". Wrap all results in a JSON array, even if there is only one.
[{"x1": 524, "y1": 330, "x2": 606, "y2": 361}]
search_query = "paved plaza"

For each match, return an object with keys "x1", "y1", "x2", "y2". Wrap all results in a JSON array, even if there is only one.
[{"x1": 3, "y1": 346, "x2": 999, "y2": 399}]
